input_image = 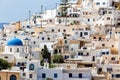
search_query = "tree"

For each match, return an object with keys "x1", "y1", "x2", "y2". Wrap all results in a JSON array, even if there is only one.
[
  {"x1": 53, "y1": 54, "x2": 64, "y2": 63},
  {"x1": 41, "y1": 45, "x2": 51, "y2": 66},
  {"x1": 0, "y1": 58, "x2": 11, "y2": 70}
]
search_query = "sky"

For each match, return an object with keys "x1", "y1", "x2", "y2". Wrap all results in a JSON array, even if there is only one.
[{"x1": 0, "y1": 0, "x2": 60, "y2": 23}]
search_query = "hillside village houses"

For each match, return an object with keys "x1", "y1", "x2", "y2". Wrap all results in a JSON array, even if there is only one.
[{"x1": 0, "y1": 0, "x2": 120, "y2": 80}]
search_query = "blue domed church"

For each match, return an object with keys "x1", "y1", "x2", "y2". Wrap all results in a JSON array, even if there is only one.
[
  {"x1": 0, "y1": 37, "x2": 30, "y2": 64},
  {"x1": 0, "y1": 37, "x2": 40, "y2": 80}
]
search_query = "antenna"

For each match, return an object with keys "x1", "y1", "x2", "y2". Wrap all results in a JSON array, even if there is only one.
[
  {"x1": 41, "y1": 5, "x2": 43, "y2": 13},
  {"x1": 29, "y1": 10, "x2": 31, "y2": 24}
]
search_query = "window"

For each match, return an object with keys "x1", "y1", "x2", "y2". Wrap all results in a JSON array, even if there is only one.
[
  {"x1": 102, "y1": 52, "x2": 105, "y2": 54},
  {"x1": 109, "y1": 11, "x2": 112, "y2": 14},
  {"x1": 107, "y1": 68, "x2": 112, "y2": 72},
  {"x1": 54, "y1": 73, "x2": 58, "y2": 78},
  {"x1": 78, "y1": 52, "x2": 83, "y2": 56},
  {"x1": 58, "y1": 29, "x2": 60, "y2": 32},
  {"x1": 10, "y1": 48, "x2": 12, "y2": 52},
  {"x1": 42, "y1": 37, "x2": 44, "y2": 40},
  {"x1": 63, "y1": 29, "x2": 66, "y2": 32},
  {"x1": 88, "y1": 19, "x2": 90, "y2": 22},
  {"x1": 106, "y1": 52, "x2": 109, "y2": 54},
  {"x1": 69, "y1": 73, "x2": 72, "y2": 78},
  {"x1": 5, "y1": 56, "x2": 8, "y2": 59},
  {"x1": 10, "y1": 75, "x2": 17, "y2": 80},
  {"x1": 33, "y1": 41, "x2": 36, "y2": 44},
  {"x1": 107, "y1": 17, "x2": 110, "y2": 20},
  {"x1": 116, "y1": 74, "x2": 120, "y2": 78},
  {"x1": 42, "y1": 73, "x2": 46, "y2": 78},
  {"x1": 84, "y1": 32, "x2": 88, "y2": 35},
  {"x1": 93, "y1": 37, "x2": 96, "y2": 39},
  {"x1": 65, "y1": 40, "x2": 67, "y2": 44},
  {"x1": 79, "y1": 73, "x2": 82, "y2": 78},
  {"x1": 23, "y1": 73, "x2": 26, "y2": 76},
  {"x1": 102, "y1": 44, "x2": 105, "y2": 46},
  {"x1": 48, "y1": 37, "x2": 50, "y2": 40},
  {"x1": 17, "y1": 48, "x2": 19, "y2": 52},
  {"x1": 52, "y1": 29, "x2": 54, "y2": 32},
  {"x1": 111, "y1": 57, "x2": 115, "y2": 60},
  {"x1": 76, "y1": 32, "x2": 78, "y2": 35},
  {"x1": 112, "y1": 45, "x2": 114, "y2": 47},
  {"x1": 64, "y1": 37, "x2": 67, "y2": 39},
  {"x1": 29, "y1": 74, "x2": 33, "y2": 78},
  {"x1": 103, "y1": 2, "x2": 105, "y2": 5},
  {"x1": 58, "y1": 12, "x2": 60, "y2": 15},
  {"x1": 29, "y1": 64, "x2": 34, "y2": 70},
  {"x1": 112, "y1": 74, "x2": 114, "y2": 78},
  {"x1": 96, "y1": 2, "x2": 100, "y2": 5}
]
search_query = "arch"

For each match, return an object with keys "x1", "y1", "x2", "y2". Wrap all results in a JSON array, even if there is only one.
[
  {"x1": 10, "y1": 75, "x2": 17, "y2": 80},
  {"x1": 29, "y1": 64, "x2": 34, "y2": 70}
]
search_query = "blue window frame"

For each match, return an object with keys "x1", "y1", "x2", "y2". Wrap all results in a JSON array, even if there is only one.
[
  {"x1": 42, "y1": 73, "x2": 46, "y2": 78},
  {"x1": 10, "y1": 75, "x2": 17, "y2": 80},
  {"x1": 103, "y1": 2, "x2": 105, "y2": 5},
  {"x1": 29, "y1": 64, "x2": 34, "y2": 70},
  {"x1": 96, "y1": 2, "x2": 100, "y2": 5},
  {"x1": 69, "y1": 73, "x2": 72, "y2": 78},
  {"x1": 54, "y1": 73, "x2": 58, "y2": 78},
  {"x1": 29, "y1": 74, "x2": 33, "y2": 78}
]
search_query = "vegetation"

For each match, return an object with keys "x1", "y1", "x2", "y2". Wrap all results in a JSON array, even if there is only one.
[
  {"x1": 0, "y1": 58, "x2": 11, "y2": 70},
  {"x1": 53, "y1": 54, "x2": 64, "y2": 63},
  {"x1": 46, "y1": 78, "x2": 53, "y2": 80},
  {"x1": 41, "y1": 45, "x2": 51, "y2": 66}
]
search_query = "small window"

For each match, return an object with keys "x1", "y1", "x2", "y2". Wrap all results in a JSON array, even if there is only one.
[
  {"x1": 109, "y1": 11, "x2": 112, "y2": 14},
  {"x1": 107, "y1": 17, "x2": 110, "y2": 20},
  {"x1": 79, "y1": 73, "x2": 82, "y2": 78},
  {"x1": 112, "y1": 45, "x2": 114, "y2": 47},
  {"x1": 29, "y1": 64, "x2": 34, "y2": 70},
  {"x1": 88, "y1": 19, "x2": 90, "y2": 22},
  {"x1": 84, "y1": 32, "x2": 88, "y2": 35},
  {"x1": 33, "y1": 41, "x2": 36, "y2": 44},
  {"x1": 54, "y1": 73, "x2": 58, "y2": 78},
  {"x1": 42, "y1": 37, "x2": 44, "y2": 40},
  {"x1": 23, "y1": 73, "x2": 26, "y2": 76},
  {"x1": 78, "y1": 52, "x2": 83, "y2": 56},
  {"x1": 69, "y1": 73, "x2": 72, "y2": 78},
  {"x1": 111, "y1": 57, "x2": 115, "y2": 60},
  {"x1": 64, "y1": 37, "x2": 67, "y2": 39},
  {"x1": 102, "y1": 44, "x2": 105, "y2": 46},
  {"x1": 52, "y1": 29, "x2": 54, "y2": 32},
  {"x1": 42, "y1": 73, "x2": 46, "y2": 78},
  {"x1": 116, "y1": 74, "x2": 120, "y2": 78},
  {"x1": 17, "y1": 48, "x2": 19, "y2": 52},
  {"x1": 5, "y1": 56, "x2": 8, "y2": 59},
  {"x1": 93, "y1": 37, "x2": 96, "y2": 39},
  {"x1": 58, "y1": 29, "x2": 60, "y2": 32},
  {"x1": 65, "y1": 40, "x2": 67, "y2": 44},
  {"x1": 96, "y1": 2, "x2": 100, "y2": 5},
  {"x1": 48, "y1": 37, "x2": 50, "y2": 40},
  {"x1": 10, "y1": 48, "x2": 12, "y2": 52},
  {"x1": 103, "y1": 2, "x2": 105, "y2": 5},
  {"x1": 10, "y1": 75, "x2": 17, "y2": 80},
  {"x1": 63, "y1": 29, "x2": 66, "y2": 32},
  {"x1": 29, "y1": 74, "x2": 33, "y2": 78},
  {"x1": 106, "y1": 52, "x2": 109, "y2": 54},
  {"x1": 76, "y1": 32, "x2": 78, "y2": 35}
]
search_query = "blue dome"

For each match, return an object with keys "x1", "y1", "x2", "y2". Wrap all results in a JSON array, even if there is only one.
[{"x1": 7, "y1": 37, "x2": 23, "y2": 46}]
